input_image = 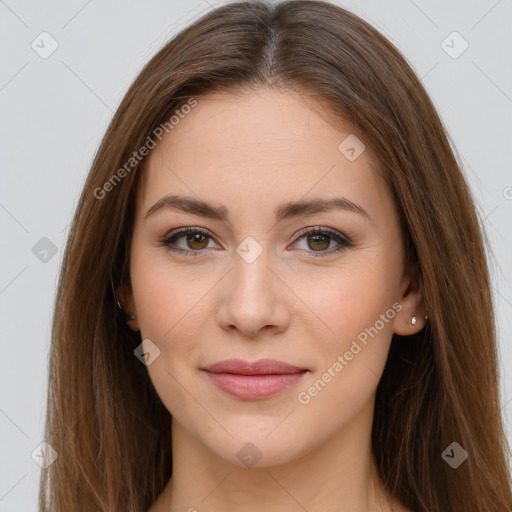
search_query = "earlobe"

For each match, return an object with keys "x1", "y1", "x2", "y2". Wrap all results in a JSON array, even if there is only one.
[
  {"x1": 393, "y1": 267, "x2": 427, "y2": 336},
  {"x1": 393, "y1": 313, "x2": 428, "y2": 336},
  {"x1": 115, "y1": 283, "x2": 140, "y2": 332}
]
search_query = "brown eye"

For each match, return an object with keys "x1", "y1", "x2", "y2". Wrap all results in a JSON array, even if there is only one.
[
  {"x1": 185, "y1": 232, "x2": 209, "y2": 250},
  {"x1": 292, "y1": 227, "x2": 352, "y2": 257},
  {"x1": 159, "y1": 227, "x2": 217, "y2": 256},
  {"x1": 306, "y1": 233, "x2": 330, "y2": 251}
]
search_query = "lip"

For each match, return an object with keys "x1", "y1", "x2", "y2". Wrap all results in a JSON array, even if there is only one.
[{"x1": 201, "y1": 358, "x2": 309, "y2": 400}]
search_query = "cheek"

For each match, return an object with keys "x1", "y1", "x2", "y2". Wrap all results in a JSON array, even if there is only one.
[
  {"x1": 316, "y1": 257, "x2": 397, "y2": 354},
  {"x1": 130, "y1": 260, "x2": 211, "y2": 423},
  {"x1": 293, "y1": 256, "x2": 399, "y2": 417},
  {"x1": 130, "y1": 235, "x2": 204, "y2": 333},
  {"x1": 133, "y1": 268, "x2": 206, "y2": 354},
  {"x1": 294, "y1": 281, "x2": 395, "y2": 426}
]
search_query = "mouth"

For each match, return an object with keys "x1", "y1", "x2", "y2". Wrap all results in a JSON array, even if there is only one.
[{"x1": 200, "y1": 358, "x2": 309, "y2": 400}]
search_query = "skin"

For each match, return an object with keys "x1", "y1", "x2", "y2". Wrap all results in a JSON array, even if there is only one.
[{"x1": 118, "y1": 87, "x2": 426, "y2": 512}]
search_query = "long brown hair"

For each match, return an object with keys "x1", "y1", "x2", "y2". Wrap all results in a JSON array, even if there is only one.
[{"x1": 40, "y1": 1, "x2": 512, "y2": 510}]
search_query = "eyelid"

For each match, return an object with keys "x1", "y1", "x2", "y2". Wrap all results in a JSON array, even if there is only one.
[
  {"x1": 289, "y1": 226, "x2": 353, "y2": 257},
  {"x1": 159, "y1": 226, "x2": 221, "y2": 250},
  {"x1": 292, "y1": 225, "x2": 351, "y2": 243}
]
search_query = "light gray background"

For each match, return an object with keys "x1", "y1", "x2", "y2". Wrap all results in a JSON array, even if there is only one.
[{"x1": 1, "y1": 0, "x2": 511, "y2": 510}]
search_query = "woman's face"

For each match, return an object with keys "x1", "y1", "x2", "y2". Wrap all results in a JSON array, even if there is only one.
[{"x1": 122, "y1": 87, "x2": 423, "y2": 468}]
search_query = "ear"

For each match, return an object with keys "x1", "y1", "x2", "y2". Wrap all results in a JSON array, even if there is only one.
[
  {"x1": 115, "y1": 283, "x2": 140, "y2": 332},
  {"x1": 393, "y1": 263, "x2": 427, "y2": 336}
]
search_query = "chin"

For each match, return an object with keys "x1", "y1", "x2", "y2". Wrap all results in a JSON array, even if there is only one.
[{"x1": 197, "y1": 422, "x2": 313, "y2": 469}]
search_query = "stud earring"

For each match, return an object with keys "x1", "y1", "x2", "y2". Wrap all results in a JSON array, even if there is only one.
[
  {"x1": 411, "y1": 316, "x2": 417, "y2": 325},
  {"x1": 111, "y1": 276, "x2": 137, "y2": 324}
]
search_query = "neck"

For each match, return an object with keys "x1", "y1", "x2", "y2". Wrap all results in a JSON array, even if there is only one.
[{"x1": 161, "y1": 401, "x2": 401, "y2": 512}]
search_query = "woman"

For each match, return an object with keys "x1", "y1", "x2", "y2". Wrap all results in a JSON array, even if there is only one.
[{"x1": 40, "y1": 1, "x2": 512, "y2": 511}]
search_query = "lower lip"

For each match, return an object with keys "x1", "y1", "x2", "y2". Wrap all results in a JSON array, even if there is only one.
[{"x1": 203, "y1": 371, "x2": 307, "y2": 399}]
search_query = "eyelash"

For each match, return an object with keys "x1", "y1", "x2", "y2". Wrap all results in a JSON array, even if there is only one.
[{"x1": 158, "y1": 226, "x2": 353, "y2": 258}]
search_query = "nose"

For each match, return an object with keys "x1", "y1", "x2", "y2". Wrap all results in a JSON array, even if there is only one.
[{"x1": 215, "y1": 248, "x2": 291, "y2": 339}]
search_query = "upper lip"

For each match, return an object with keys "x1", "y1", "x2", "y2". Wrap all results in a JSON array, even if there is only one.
[{"x1": 201, "y1": 358, "x2": 308, "y2": 375}]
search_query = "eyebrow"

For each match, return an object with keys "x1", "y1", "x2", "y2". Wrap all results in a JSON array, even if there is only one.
[{"x1": 145, "y1": 194, "x2": 371, "y2": 223}]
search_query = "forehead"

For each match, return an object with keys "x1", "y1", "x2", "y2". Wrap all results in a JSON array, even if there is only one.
[{"x1": 136, "y1": 87, "x2": 391, "y2": 223}]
